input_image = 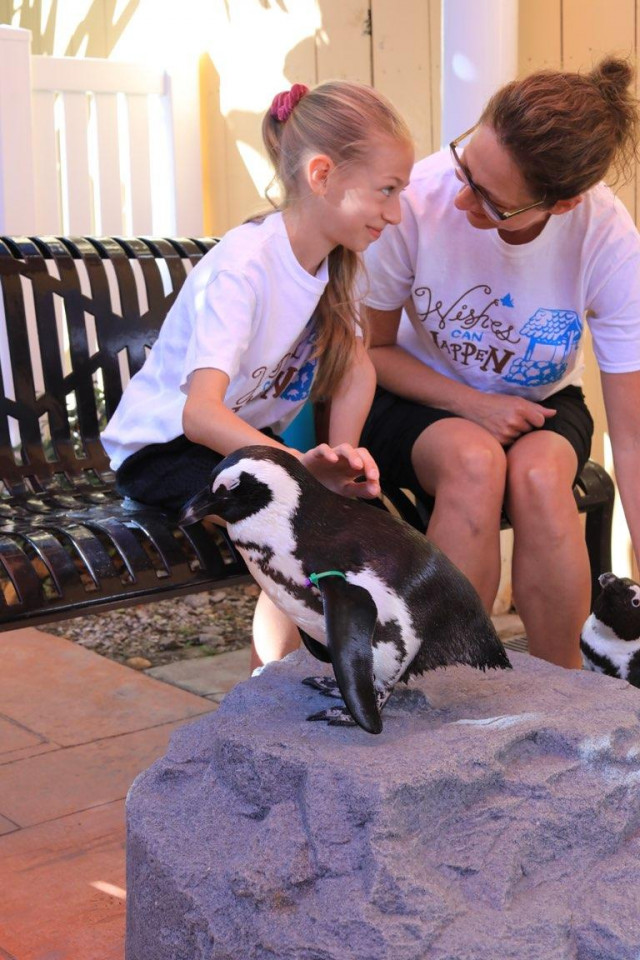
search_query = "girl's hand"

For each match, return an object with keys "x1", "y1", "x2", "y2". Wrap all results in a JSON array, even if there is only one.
[
  {"x1": 300, "y1": 443, "x2": 381, "y2": 499},
  {"x1": 465, "y1": 392, "x2": 556, "y2": 445}
]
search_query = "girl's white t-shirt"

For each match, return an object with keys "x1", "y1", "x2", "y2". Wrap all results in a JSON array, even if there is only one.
[
  {"x1": 101, "y1": 212, "x2": 328, "y2": 470},
  {"x1": 363, "y1": 149, "x2": 640, "y2": 399}
]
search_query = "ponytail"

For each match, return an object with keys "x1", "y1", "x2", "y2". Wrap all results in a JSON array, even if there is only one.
[{"x1": 257, "y1": 79, "x2": 411, "y2": 398}]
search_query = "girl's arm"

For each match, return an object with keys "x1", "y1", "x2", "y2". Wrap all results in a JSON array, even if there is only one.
[
  {"x1": 183, "y1": 368, "x2": 284, "y2": 454},
  {"x1": 302, "y1": 339, "x2": 380, "y2": 499},
  {"x1": 601, "y1": 369, "x2": 640, "y2": 567},
  {"x1": 183, "y1": 365, "x2": 380, "y2": 498}
]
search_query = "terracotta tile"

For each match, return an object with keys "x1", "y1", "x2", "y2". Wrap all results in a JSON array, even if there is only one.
[
  {"x1": 0, "y1": 717, "x2": 47, "y2": 755},
  {"x1": 0, "y1": 716, "x2": 206, "y2": 828},
  {"x1": 0, "y1": 813, "x2": 19, "y2": 836},
  {"x1": 0, "y1": 741, "x2": 60, "y2": 766},
  {"x1": 0, "y1": 628, "x2": 211, "y2": 746},
  {"x1": 0, "y1": 800, "x2": 126, "y2": 960}
]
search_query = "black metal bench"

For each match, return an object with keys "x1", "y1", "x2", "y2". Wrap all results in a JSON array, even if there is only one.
[
  {"x1": 0, "y1": 235, "x2": 251, "y2": 631},
  {"x1": 0, "y1": 234, "x2": 614, "y2": 633}
]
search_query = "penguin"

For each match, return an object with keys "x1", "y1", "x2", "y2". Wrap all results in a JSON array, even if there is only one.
[
  {"x1": 180, "y1": 445, "x2": 512, "y2": 734},
  {"x1": 580, "y1": 572, "x2": 640, "y2": 686}
]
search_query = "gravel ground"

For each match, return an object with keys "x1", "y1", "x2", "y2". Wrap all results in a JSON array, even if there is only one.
[
  {"x1": 41, "y1": 584, "x2": 526, "y2": 671},
  {"x1": 42, "y1": 583, "x2": 258, "y2": 670}
]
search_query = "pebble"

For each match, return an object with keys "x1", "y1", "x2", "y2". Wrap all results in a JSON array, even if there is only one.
[
  {"x1": 125, "y1": 656, "x2": 153, "y2": 671},
  {"x1": 183, "y1": 594, "x2": 211, "y2": 610}
]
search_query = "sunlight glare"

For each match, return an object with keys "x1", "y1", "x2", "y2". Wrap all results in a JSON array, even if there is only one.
[
  {"x1": 40, "y1": 0, "x2": 55, "y2": 35},
  {"x1": 236, "y1": 139, "x2": 277, "y2": 197},
  {"x1": 604, "y1": 431, "x2": 634, "y2": 577},
  {"x1": 91, "y1": 880, "x2": 127, "y2": 900},
  {"x1": 209, "y1": 0, "x2": 322, "y2": 116}
]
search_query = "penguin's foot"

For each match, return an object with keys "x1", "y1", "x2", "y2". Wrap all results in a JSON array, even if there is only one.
[
  {"x1": 302, "y1": 676, "x2": 342, "y2": 699},
  {"x1": 306, "y1": 706, "x2": 356, "y2": 726}
]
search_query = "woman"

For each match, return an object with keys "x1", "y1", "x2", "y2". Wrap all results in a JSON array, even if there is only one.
[{"x1": 361, "y1": 57, "x2": 640, "y2": 669}]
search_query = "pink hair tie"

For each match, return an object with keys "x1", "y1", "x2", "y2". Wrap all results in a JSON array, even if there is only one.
[{"x1": 269, "y1": 83, "x2": 309, "y2": 123}]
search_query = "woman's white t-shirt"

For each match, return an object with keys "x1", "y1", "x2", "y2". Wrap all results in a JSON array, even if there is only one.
[
  {"x1": 363, "y1": 149, "x2": 640, "y2": 400},
  {"x1": 101, "y1": 212, "x2": 328, "y2": 470}
]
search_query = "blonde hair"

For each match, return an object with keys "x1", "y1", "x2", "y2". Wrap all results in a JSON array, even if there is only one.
[{"x1": 260, "y1": 80, "x2": 412, "y2": 400}]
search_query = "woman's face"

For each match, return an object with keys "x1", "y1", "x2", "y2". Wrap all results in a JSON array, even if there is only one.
[{"x1": 452, "y1": 124, "x2": 550, "y2": 243}]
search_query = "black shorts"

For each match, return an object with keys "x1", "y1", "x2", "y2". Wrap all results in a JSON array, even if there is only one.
[
  {"x1": 360, "y1": 384, "x2": 594, "y2": 499},
  {"x1": 114, "y1": 429, "x2": 280, "y2": 513}
]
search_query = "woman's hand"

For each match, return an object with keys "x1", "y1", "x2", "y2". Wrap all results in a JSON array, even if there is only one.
[
  {"x1": 465, "y1": 392, "x2": 556, "y2": 445},
  {"x1": 300, "y1": 443, "x2": 381, "y2": 499}
]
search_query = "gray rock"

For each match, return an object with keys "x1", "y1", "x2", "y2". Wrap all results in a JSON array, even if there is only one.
[{"x1": 126, "y1": 650, "x2": 640, "y2": 960}]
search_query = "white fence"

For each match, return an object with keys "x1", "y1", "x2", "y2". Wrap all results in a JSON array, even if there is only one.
[{"x1": 0, "y1": 25, "x2": 203, "y2": 238}]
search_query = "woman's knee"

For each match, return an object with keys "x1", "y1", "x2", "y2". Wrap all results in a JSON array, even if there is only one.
[
  {"x1": 412, "y1": 422, "x2": 507, "y2": 497},
  {"x1": 506, "y1": 440, "x2": 578, "y2": 528}
]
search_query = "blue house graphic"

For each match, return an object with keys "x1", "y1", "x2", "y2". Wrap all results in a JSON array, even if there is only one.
[{"x1": 504, "y1": 308, "x2": 582, "y2": 387}]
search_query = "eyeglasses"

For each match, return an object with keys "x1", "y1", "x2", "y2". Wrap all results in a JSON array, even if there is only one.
[{"x1": 449, "y1": 125, "x2": 547, "y2": 222}]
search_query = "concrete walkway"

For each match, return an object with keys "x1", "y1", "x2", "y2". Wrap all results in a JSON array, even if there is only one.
[{"x1": 0, "y1": 616, "x2": 522, "y2": 959}]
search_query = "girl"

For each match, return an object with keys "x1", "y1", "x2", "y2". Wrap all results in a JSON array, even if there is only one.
[
  {"x1": 101, "y1": 79, "x2": 414, "y2": 668},
  {"x1": 361, "y1": 56, "x2": 640, "y2": 670}
]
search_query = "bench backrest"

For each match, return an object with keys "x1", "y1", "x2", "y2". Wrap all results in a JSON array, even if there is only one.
[{"x1": 0, "y1": 236, "x2": 217, "y2": 495}]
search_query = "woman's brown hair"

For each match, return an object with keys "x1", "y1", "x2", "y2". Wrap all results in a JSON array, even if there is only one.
[
  {"x1": 259, "y1": 80, "x2": 412, "y2": 400},
  {"x1": 481, "y1": 56, "x2": 640, "y2": 203}
]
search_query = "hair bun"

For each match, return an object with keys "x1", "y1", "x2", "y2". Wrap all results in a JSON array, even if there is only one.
[
  {"x1": 590, "y1": 56, "x2": 634, "y2": 103},
  {"x1": 269, "y1": 83, "x2": 309, "y2": 123}
]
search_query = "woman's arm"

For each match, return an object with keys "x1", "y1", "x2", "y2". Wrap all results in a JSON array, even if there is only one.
[
  {"x1": 601, "y1": 369, "x2": 640, "y2": 566},
  {"x1": 368, "y1": 306, "x2": 555, "y2": 444}
]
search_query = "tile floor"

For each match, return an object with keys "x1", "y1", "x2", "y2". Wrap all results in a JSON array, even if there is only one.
[{"x1": 0, "y1": 628, "x2": 247, "y2": 960}]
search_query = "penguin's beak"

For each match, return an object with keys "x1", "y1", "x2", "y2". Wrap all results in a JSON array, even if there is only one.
[{"x1": 180, "y1": 485, "x2": 220, "y2": 525}]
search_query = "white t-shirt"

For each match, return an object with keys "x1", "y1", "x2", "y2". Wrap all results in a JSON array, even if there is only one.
[
  {"x1": 101, "y1": 213, "x2": 328, "y2": 469},
  {"x1": 363, "y1": 149, "x2": 640, "y2": 400}
]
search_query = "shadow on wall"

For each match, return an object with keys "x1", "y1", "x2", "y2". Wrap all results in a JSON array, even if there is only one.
[
  {"x1": 200, "y1": 26, "x2": 331, "y2": 234},
  {"x1": 4, "y1": 0, "x2": 140, "y2": 56}
]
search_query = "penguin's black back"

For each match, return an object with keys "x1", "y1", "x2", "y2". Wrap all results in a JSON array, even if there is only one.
[{"x1": 279, "y1": 457, "x2": 510, "y2": 676}]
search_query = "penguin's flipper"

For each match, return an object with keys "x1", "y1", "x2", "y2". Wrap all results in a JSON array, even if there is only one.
[
  {"x1": 317, "y1": 578, "x2": 382, "y2": 735},
  {"x1": 299, "y1": 629, "x2": 332, "y2": 664}
]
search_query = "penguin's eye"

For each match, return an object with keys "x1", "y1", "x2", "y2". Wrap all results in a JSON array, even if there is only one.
[{"x1": 632, "y1": 598, "x2": 640, "y2": 608}]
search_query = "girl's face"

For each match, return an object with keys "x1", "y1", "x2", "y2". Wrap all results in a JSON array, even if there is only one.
[
  {"x1": 452, "y1": 124, "x2": 551, "y2": 243},
  {"x1": 320, "y1": 136, "x2": 414, "y2": 252}
]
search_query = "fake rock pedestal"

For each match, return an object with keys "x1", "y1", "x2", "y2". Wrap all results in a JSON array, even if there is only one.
[{"x1": 126, "y1": 651, "x2": 640, "y2": 960}]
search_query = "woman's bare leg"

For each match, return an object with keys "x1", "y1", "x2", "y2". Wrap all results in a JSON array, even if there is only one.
[
  {"x1": 506, "y1": 432, "x2": 589, "y2": 669},
  {"x1": 411, "y1": 419, "x2": 507, "y2": 611}
]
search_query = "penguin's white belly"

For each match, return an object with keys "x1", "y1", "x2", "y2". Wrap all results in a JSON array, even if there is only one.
[
  {"x1": 239, "y1": 552, "x2": 327, "y2": 644},
  {"x1": 351, "y1": 569, "x2": 422, "y2": 686},
  {"x1": 582, "y1": 614, "x2": 640, "y2": 677},
  {"x1": 238, "y1": 539, "x2": 422, "y2": 689}
]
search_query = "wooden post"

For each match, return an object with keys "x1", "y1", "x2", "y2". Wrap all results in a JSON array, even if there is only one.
[
  {"x1": 0, "y1": 26, "x2": 36, "y2": 235},
  {"x1": 441, "y1": 0, "x2": 518, "y2": 146}
]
